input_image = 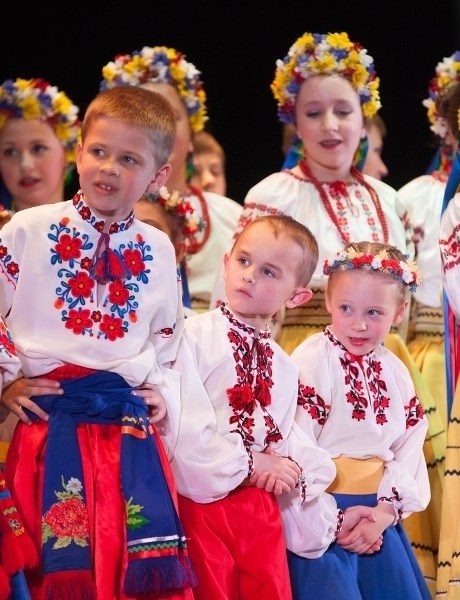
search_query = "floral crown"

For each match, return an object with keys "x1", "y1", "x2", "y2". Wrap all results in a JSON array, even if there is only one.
[
  {"x1": 100, "y1": 46, "x2": 208, "y2": 133},
  {"x1": 0, "y1": 78, "x2": 80, "y2": 163},
  {"x1": 422, "y1": 51, "x2": 460, "y2": 138},
  {"x1": 145, "y1": 186, "x2": 204, "y2": 240},
  {"x1": 271, "y1": 32, "x2": 381, "y2": 124},
  {"x1": 323, "y1": 246, "x2": 421, "y2": 292}
]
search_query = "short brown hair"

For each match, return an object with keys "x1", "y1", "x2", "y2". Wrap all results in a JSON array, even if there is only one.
[
  {"x1": 81, "y1": 86, "x2": 176, "y2": 166},
  {"x1": 232, "y1": 215, "x2": 318, "y2": 287}
]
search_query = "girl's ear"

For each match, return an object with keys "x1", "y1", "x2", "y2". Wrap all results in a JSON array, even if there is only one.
[
  {"x1": 146, "y1": 164, "x2": 172, "y2": 194},
  {"x1": 392, "y1": 299, "x2": 408, "y2": 326}
]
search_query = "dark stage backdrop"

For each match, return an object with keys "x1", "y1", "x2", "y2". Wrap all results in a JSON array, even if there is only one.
[{"x1": 2, "y1": 2, "x2": 459, "y2": 203}]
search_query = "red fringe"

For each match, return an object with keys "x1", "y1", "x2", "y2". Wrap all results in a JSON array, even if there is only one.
[
  {"x1": 1, "y1": 529, "x2": 37, "y2": 574},
  {"x1": 43, "y1": 570, "x2": 96, "y2": 600}
]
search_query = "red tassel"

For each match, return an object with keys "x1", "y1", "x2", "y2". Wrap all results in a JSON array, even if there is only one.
[
  {"x1": 227, "y1": 384, "x2": 255, "y2": 411},
  {"x1": 43, "y1": 570, "x2": 96, "y2": 600},
  {"x1": 254, "y1": 378, "x2": 272, "y2": 407}
]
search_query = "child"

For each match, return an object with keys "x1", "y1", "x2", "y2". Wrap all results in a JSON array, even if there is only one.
[
  {"x1": 437, "y1": 122, "x2": 460, "y2": 597},
  {"x1": 0, "y1": 77, "x2": 81, "y2": 463},
  {"x1": 284, "y1": 241, "x2": 431, "y2": 600},
  {"x1": 170, "y1": 214, "x2": 351, "y2": 599},
  {"x1": 190, "y1": 129, "x2": 227, "y2": 195},
  {"x1": 100, "y1": 45, "x2": 242, "y2": 313},
  {"x1": 0, "y1": 85, "x2": 196, "y2": 599},
  {"x1": 134, "y1": 187, "x2": 200, "y2": 314},
  {"x1": 0, "y1": 77, "x2": 80, "y2": 214}
]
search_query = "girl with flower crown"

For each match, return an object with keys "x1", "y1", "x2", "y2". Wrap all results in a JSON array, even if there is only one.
[
  {"x1": 397, "y1": 58, "x2": 460, "y2": 593},
  {"x1": 0, "y1": 78, "x2": 82, "y2": 468},
  {"x1": 278, "y1": 241, "x2": 431, "y2": 600},
  {"x1": 100, "y1": 45, "x2": 242, "y2": 314},
  {"x1": 211, "y1": 31, "x2": 440, "y2": 592},
  {"x1": 436, "y1": 91, "x2": 460, "y2": 598}
]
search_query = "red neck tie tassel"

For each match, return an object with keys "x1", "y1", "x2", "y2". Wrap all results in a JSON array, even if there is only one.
[{"x1": 90, "y1": 232, "x2": 130, "y2": 284}]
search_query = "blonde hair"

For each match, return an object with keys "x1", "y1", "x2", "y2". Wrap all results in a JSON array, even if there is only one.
[
  {"x1": 81, "y1": 86, "x2": 176, "y2": 166},
  {"x1": 233, "y1": 215, "x2": 318, "y2": 287},
  {"x1": 192, "y1": 130, "x2": 225, "y2": 164}
]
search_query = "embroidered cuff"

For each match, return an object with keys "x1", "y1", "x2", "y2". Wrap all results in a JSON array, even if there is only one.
[
  {"x1": 334, "y1": 509, "x2": 345, "y2": 539},
  {"x1": 246, "y1": 446, "x2": 254, "y2": 478},
  {"x1": 378, "y1": 487, "x2": 403, "y2": 524}
]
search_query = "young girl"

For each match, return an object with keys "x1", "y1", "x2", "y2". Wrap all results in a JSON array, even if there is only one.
[
  {"x1": 437, "y1": 108, "x2": 460, "y2": 597},
  {"x1": 0, "y1": 77, "x2": 80, "y2": 214},
  {"x1": 134, "y1": 187, "x2": 200, "y2": 315},
  {"x1": 100, "y1": 46, "x2": 242, "y2": 312},
  {"x1": 284, "y1": 241, "x2": 431, "y2": 600},
  {"x1": 0, "y1": 85, "x2": 195, "y2": 600},
  {"x1": 0, "y1": 77, "x2": 81, "y2": 465}
]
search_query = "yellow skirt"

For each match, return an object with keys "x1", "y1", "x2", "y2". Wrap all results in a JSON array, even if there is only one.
[{"x1": 436, "y1": 382, "x2": 460, "y2": 599}]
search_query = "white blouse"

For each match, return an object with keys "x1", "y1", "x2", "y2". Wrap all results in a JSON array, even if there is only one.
[{"x1": 440, "y1": 191, "x2": 460, "y2": 318}]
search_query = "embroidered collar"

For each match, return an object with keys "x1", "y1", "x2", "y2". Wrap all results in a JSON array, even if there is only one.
[
  {"x1": 72, "y1": 190, "x2": 135, "y2": 234},
  {"x1": 324, "y1": 326, "x2": 375, "y2": 361},
  {"x1": 219, "y1": 302, "x2": 271, "y2": 339}
]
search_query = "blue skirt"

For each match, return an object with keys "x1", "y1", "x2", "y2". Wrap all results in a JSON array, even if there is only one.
[{"x1": 288, "y1": 492, "x2": 432, "y2": 600}]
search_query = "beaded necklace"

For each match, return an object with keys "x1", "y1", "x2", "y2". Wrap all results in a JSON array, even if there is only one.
[
  {"x1": 298, "y1": 159, "x2": 389, "y2": 245},
  {"x1": 185, "y1": 183, "x2": 211, "y2": 255}
]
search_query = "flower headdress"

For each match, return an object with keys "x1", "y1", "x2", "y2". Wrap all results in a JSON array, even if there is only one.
[
  {"x1": 144, "y1": 186, "x2": 204, "y2": 240},
  {"x1": 423, "y1": 51, "x2": 460, "y2": 138},
  {"x1": 323, "y1": 246, "x2": 421, "y2": 292},
  {"x1": 0, "y1": 78, "x2": 80, "y2": 163},
  {"x1": 100, "y1": 46, "x2": 208, "y2": 133},
  {"x1": 271, "y1": 32, "x2": 381, "y2": 124}
]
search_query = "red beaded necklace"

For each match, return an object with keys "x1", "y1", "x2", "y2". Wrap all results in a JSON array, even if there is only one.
[
  {"x1": 185, "y1": 183, "x2": 211, "y2": 254},
  {"x1": 298, "y1": 158, "x2": 389, "y2": 245}
]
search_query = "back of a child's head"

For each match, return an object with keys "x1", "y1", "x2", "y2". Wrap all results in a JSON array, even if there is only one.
[
  {"x1": 235, "y1": 215, "x2": 318, "y2": 287},
  {"x1": 81, "y1": 86, "x2": 176, "y2": 165},
  {"x1": 193, "y1": 130, "x2": 225, "y2": 162}
]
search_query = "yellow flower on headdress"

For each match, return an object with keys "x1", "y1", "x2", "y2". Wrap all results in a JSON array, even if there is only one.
[
  {"x1": 423, "y1": 51, "x2": 460, "y2": 137},
  {"x1": 0, "y1": 78, "x2": 80, "y2": 164},
  {"x1": 100, "y1": 46, "x2": 208, "y2": 133},
  {"x1": 271, "y1": 32, "x2": 381, "y2": 124}
]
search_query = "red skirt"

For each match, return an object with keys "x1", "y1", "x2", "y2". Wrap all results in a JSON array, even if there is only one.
[{"x1": 5, "y1": 421, "x2": 194, "y2": 600}]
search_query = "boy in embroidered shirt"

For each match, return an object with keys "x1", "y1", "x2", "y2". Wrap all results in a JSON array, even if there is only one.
[
  {"x1": 0, "y1": 85, "x2": 195, "y2": 600},
  {"x1": 282, "y1": 241, "x2": 431, "y2": 600},
  {"x1": 169, "y1": 215, "x2": 375, "y2": 600}
]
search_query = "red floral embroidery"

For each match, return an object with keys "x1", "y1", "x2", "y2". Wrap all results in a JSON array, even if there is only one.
[
  {"x1": 123, "y1": 248, "x2": 145, "y2": 277},
  {"x1": 405, "y1": 396, "x2": 425, "y2": 428},
  {"x1": 222, "y1": 304, "x2": 283, "y2": 449},
  {"x1": 98, "y1": 314, "x2": 126, "y2": 341},
  {"x1": 107, "y1": 280, "x2": 130, "y2": 306},
  {"x1": 298, "y1": 384, "x2": 330, "y2": 424},
  {"x1": 68, "y1": 271, "x2": 95, "y2": 299},
  {"x1": 65, "y1": 308, "x2": 93, "y2": 335},
  {"x1": 42, "y1": 477, "x2": 89, "y2": 549},
  {"x1": 55, "y1": 233, "x2": 83, "y2": 261}
]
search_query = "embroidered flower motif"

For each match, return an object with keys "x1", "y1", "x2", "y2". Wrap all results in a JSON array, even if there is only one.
[
  {"x1": 42, "y1": 476, "x2": 89, "y2": 549},
  {"x1": 0, "y1": 318, "x2": 16, "y2": 357},
  {"x1": 298, "y1": 384, "x2": 330, "y2": 424},
  {"x1": 405, "y1": 396, "x2": 425, "y2": 428}
]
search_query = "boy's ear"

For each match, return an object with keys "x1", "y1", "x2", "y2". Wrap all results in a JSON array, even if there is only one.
[
  {"x1": 146, "y1": 163, "x2": 172, "y2": 194},
  {"x1": 285, "y1": 287, "x2": 313, "y2": 309}
]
